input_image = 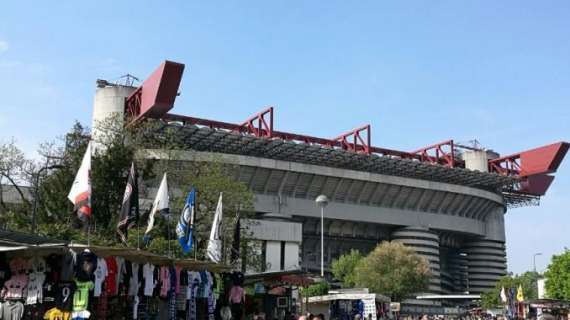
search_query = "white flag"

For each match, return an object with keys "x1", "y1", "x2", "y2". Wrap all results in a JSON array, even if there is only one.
[
  {"x1": 68, "y1": 141, "x2": 92, "y2": 221},
  {"x1": 207, "y1": 193, "x2": 223, "y2": 263},
  {"x1": 143, "y1": 173, "x2": 169, "y2": 244},
  {"x1": 500, "y1": 286, "x2": 507, "y2": 303}
]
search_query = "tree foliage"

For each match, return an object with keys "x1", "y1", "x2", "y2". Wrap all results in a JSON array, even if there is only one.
[
  {"x1": 6, "y1": 115, "x2": 259, "y2": 267},
  {"x1": 545, "y1": 249, "x2": 570, "y2": 299},
  {"x1": 332, "y1": 249, "x2": 363, "y2": 288},
  {"x1": 300, "y1": 281, "x2": 330, "y2": 297},
  {"x1": 480, "y1": 271, "x2": 540, "y2": 309},
  {"x1": 353, "y1": 241, "x2": 430, "y2": 301}
]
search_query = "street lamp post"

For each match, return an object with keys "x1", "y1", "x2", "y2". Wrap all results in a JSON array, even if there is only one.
[
  {"x1": 533, "y1": 252, "x2": 543, "y2": 273},
  {"x1": 31, "y1": 164, "x2": 64, "y2": 233},
  {"x1": 315, "y1": 195, "x2": 329, "y2": 278}
]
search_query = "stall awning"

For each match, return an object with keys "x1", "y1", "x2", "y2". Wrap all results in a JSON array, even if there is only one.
[
  {"x1": 308, "y1": 293, "x2": 391, "y2": 304},
  {"x1": 245, "y1": 269, "x2": 316, "y2": 287},
  {"x1": 68, "y1": 244, "x2": 232, "y2": 272},
  {"x1": 0, "y1": 229, "x2": 232, "y2": 272}
]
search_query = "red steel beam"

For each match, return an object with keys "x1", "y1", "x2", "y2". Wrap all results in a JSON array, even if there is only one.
[
  {"x1": 163, "y1": 112, "x2": 569, "y2": 196},
  {"x1": 488, "y1": 142, "x2": 569, "y2": 177},
  {"x1": 519, "y1": 174, "x2": 555, "y2": 196},
  {"x1": 164, "y1": 113, "x2": 418, "y2": 159},
  {"x1": 236, "y1": 107, "x2": 274, "y2": 138},
  {"x1": 125, "y1": 61, "x2": 185, "y2": 126},
  {"x1": 411, "y1": 140, "x2": 457, "y2": 168},
  {"x1": 334, "y1": 125, "x2": 372, "y2": 154}
]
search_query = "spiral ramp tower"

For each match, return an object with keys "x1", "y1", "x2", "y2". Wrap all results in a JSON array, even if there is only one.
[{"x1": 392, "y1": 227, "x2": 442, "y2": 293}]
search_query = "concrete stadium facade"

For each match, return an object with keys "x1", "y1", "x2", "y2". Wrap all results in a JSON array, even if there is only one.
[{"x1": 144, "y1": 149, "x2": 507, "y2": 295}]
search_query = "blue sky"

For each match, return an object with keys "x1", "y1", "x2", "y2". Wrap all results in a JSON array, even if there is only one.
[{"x1": 0, "y1": 1, "x2": 568, "y2": 273}]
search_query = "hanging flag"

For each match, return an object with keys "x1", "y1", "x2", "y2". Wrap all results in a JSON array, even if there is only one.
[
  {"x1": 67, "y1": 141, "x2": 92, "y2": 221},
  {"x1": 500, "y1": 286, "x2": 507, "y2": 303},
  {"x1": 509, "y1": 287, "x2": 517, "y2": 317},
  {"x1": 117, "y1": 163, "x2": 139, "y2": 245},
  {"x1": 143, "y1": 173, "x2": 169, "y2": 244},
  {"x1": 230, "y1": 214, "x2": 241, "y2": 264},
  {"x1": 516, "y1": 284, "x2": 525, "y2": 302},
  {"x1": 176, "y1": 188, "x2": 196, "y2": 254},
  {"x1": 207, "y1": 193, "x2": 223, "y2": 263}
]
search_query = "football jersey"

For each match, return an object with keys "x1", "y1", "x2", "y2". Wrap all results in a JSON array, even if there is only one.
[
  {"x1": 143, "y1": 263, "x2": 156, "y2": 297},
  {"x1": 128, "y1": 262, "x2": 140, "y2": 296},
  {"x1": 159, "y1": 266, "x2": 170, "y2": 298},
  {"x1": 43, "y1": 280, "x2": 57, "y2": 309},
  {"x1": 30, "y1": 256, "x2": 47, "y2": 273},
  {"x1": 9, "y1": 257, "x2": 27, "y2": 274},
  {"x1": 71, "y1": 310, "x2": 90, "y2": 320},
  {"x1": 44, "y1": 307, "x2": 71, "y2": 320},
  {"x1": 56, "y1": 282, "x2": 76, "y2": 312},
  {"x1": 2, "y1": 300, "x2": 24, "y2": 320},
  {"x1": 93, "y1": 257, "x2": 107, "y2": 297},
  {"x1": 60, "y1": 250, "x2": 76, "y2": 282},
  {"x1": 104, "y1": 257, "x2": 117, "y2": 296},
  {"x1": 25, "y1": 271, "x2": 46, "y2": 305},
  {"x1": 115, "y1": 257, "x2": 126, "y2": 295},
  {"x1": 3, "y1": 274, "x2": 28, "y2": 300},
  {"x1": 72, "y1": 281, "x2": 93, "y2": 311},
  {"x1": 75, "y1": 251, "x2": 97, "y2": 282}
]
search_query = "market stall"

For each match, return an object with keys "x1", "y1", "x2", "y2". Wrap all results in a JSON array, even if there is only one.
[
  {"x1": 244, "y1": 270, "x2": 315, "y2": 320},
  {"x1": 526, "y1": 299, "x2": 570, "y2": 320},
  {"x1": 0, "y1": 240, "x2": 241, "y2": 320},
  {"x1": 307, "y1": 289, "x2": 391, "y2": 320}
]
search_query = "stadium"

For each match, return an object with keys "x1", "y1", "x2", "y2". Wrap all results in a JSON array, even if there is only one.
[{"x1": 92, "y1": 60, "x2": 569, "y2": 297}]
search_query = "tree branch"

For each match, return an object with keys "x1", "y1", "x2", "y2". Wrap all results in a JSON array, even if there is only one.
[{"x1": 0, "y1": 172, "x2": 31, "y2": 206}]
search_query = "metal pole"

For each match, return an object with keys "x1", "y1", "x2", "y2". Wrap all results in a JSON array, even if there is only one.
[
  {"x1": 533, "y1": 253, "x2": 542, "y2": 273},
  {"x1": 87, "y1": 219, "x2": 91, "y2": 246},
  {"x1": 167, "y1": 214, "x2": 172, "y2": 257},
  {"x1": 321, "y1": 206, "x2": 324, "y2": 278},
  {"x1": 31, "y1": 170, "x2": 42, "y2": 234}
]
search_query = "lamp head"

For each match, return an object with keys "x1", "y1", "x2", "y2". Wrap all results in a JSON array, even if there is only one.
[{"x1": 315, "y1": 195, "x2": 329, "y2": 208}]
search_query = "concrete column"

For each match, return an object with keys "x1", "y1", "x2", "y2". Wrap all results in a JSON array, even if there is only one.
[
  {"x1": 391, "y1": 227, "x2": 441, "y2": 294},
  {"x1": 91, "y1": 84, "x2": 136, "y2": 151},
  {"x1": 461, "y1": 150, "x2": 499, "y2": 173},
  {"x1": 462, "y1": 239, "x2": 507, "y2": 294}
]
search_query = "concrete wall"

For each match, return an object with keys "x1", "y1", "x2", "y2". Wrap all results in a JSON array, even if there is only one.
[
  {"x1": 244, "y1": 219, "x2": 303, "y2": 242},
  {"x1": 284, "y1": 242, "x2": 300, "y2": 270},
  {"x1": 266, "y1": 241, "x2": 282, "y2": 272},
  {"x1": 254, "y1": 194, "x2": 490, "y2": 237},
  {"x1": 244, "y1": 219, "x2": 303, "y2": 272}
]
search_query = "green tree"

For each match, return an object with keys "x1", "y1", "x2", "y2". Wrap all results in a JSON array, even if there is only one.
[
  {"x1": 300, "y1": 281, "x2": 330, "y2": 297},
  {"x1": 35, "y1": 120, "x2": 151, "y2": 243},
  {"x1": 545, "y1": 249, "x2": 570, "y2": 299},
  {"x1": 480, "y1": 271, "x2": 540, "y2": 309},
  {"x1": 353, "y1": 241, "x2": 430, "y2": 301},
  {"x1": 332, "y1": 249, "x2": 363, "y2": 288},
  {"x1": 30, "y1": 116, "x2": 259, "y2": 267}
]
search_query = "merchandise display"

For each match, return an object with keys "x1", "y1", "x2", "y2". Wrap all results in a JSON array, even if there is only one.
[{"x1": 0, "y1": 246, "x2": 236, "y2": 320}]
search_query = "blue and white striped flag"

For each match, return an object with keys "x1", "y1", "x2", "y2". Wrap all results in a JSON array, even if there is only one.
[{"x1": 176, "y1": 188, "x2": 196, "y2": 254}]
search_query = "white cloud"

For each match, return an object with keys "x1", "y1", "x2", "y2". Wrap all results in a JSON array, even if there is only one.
[{"x1": 0, "y1": 40, "x2": 8, "y2": 54}]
